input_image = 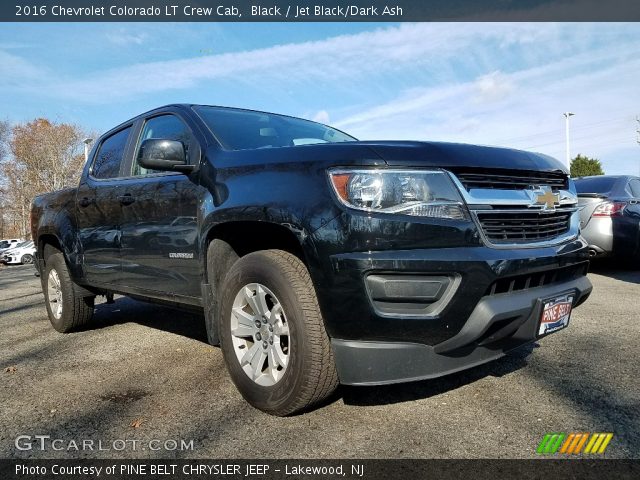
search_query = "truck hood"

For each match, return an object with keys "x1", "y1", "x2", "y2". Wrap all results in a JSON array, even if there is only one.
[
  {"x1": 211, "y1": 140, "x2": 567, "y2": 174},
  {"x1": 354, "y1": 141, "x2": 568, "y2": 173}
]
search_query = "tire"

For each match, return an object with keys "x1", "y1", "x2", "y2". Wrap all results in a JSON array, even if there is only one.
[
  {"x1": 218, "y1": 250, "x2": 338, "y2": 416},
  {"x1": 21, "y1": 254, "x2": 34, "y2": 265},
  {"x1": 43, "y1": 248, "x2": 94, "y2": 333}
]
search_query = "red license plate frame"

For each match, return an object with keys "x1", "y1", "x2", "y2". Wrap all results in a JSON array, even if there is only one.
[{"x1": 538, "y1": 294, "x2": 573, "y2": 337}]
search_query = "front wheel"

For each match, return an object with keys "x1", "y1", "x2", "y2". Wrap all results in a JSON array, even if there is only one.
[
  {"x1": 21, "y1": 254, "x2": 34, "y2": 265},
  {"x1": 218, "y1": 250, "x2": 338, "y2": 416},
  {"x1": 43, "y1": 250, "x2": 94, "y2": 333}
]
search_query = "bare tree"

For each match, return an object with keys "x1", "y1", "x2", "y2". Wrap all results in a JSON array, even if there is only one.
[{"x1": 0, "y1": 118, "x2": 88, "y2": 239}]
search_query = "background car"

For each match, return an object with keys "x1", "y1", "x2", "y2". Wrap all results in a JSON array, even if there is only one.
[
  {"x1": 575, "y1": 175, "x2": 640, "y2": 260},
  {"x1": 1, "y1": 240, "x2": 36, "y2": 265},
  {"x1": 0, "y1": 238, "x2": 23, "y2": 254}
]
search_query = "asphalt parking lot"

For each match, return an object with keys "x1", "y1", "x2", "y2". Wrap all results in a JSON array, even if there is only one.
[{"x1": 0, "y1": 263, "x2": 638, "y2": 459}]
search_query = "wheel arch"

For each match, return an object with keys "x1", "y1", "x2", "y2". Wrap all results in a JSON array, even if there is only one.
[
  {"x1": 202, "y1": 220, "x2": 309, "y2": 278},
  {"x1": 199, "y1": 220, "x2": 316, "y2": 347},
  {"x1": 37, "y1": 233, "x2": 64, "y2": 262},
  {"x1": 37, "y1": 233, "x2": 98, "y2": 298}
]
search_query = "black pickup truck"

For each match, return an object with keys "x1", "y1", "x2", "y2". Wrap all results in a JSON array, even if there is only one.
[{"x1": 31, "y1": 104, "x2": 592, "y2": 415}]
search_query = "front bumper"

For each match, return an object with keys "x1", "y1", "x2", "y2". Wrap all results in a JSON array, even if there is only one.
[
  {"x1": 332, "y1": 275, "x2": 591, "y2": 385},
  {"x1": 1, "y1": 254, "x2": 18, "y2": 264},
  {"x1": 310, "y1": 229, "x2": 592, "y2": 385}
]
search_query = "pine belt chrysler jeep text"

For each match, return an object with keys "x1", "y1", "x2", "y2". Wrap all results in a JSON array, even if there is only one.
[{"x1": 31, "y1": 104, "x2": 592, "y2": 415}]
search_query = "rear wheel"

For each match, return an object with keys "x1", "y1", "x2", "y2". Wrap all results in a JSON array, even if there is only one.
[
  {"x1": 43, "y1": 248, "x2": 94, "y2": 333},
  {"x1": 218, "y1": 250, "x2": 338, "y2": 416}
]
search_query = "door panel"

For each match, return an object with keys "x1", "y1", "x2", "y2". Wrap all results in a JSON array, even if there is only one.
[
  {"x1": 119, "y1": 175, "x2": 200, "y2": 297},
  {"x1": 118, "y1": 113, "x2": 202, "y2": 298},
  {"x1": 76, "y1": 180, "x2": 123, "y2": 285},
  {"x1": 76, "y1": 125, "x2": 133, "y2": 285}
]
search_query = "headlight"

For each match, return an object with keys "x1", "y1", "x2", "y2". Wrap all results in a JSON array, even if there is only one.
[{"x1": 328, "y1": 168, "x2": 468, "y2": 220}]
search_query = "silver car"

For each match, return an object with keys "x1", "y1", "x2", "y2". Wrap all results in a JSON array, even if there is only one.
[{"x1": 575, "y1": 175, "x2": 640, "y2": 259}]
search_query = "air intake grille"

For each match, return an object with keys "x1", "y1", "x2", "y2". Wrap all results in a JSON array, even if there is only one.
[
  {"x1": 454, "y1": 170, "x2": 568, "y2": 191},
  {"x1": 476, "y1": 209, "x2": 572, "y2": 244},
  {"x1": 486, "y1": 262, "x2": 589, "y2": 296}
]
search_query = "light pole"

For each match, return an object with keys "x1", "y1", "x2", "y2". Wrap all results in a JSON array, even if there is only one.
[
  {"x1": 83, "y1": 138, "x2": 93, "y2": 162},
  {"x1": 563, "y1": 112, "x2": 574, "y2": 169},
  {"x1": 636, "y1": 115, "x2": 640, "y2": 173}
]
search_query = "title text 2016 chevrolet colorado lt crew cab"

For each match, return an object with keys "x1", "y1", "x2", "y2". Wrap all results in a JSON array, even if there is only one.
[{"x1": 31, "y1": 105, "x2": 592, "y2": 415}]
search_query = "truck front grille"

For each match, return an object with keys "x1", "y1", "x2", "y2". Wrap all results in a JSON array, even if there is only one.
[
  {"x1": 453, "y1": 169, "x2": 568, "y2": 191},
  {"x1": 476, "y1": 209, "x2": 572, "y2": 244}
]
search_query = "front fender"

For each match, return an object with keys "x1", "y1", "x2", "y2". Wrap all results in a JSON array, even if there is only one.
[{"x1": 197, "y1": 152, "x2": 346, "y2": 257}]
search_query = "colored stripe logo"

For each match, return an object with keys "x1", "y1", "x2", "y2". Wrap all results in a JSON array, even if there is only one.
[{"x1": 537, "y1": 433, "x2": 613, "y2": 455}]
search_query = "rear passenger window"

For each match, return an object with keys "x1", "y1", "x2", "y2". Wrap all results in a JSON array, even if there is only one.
[{"x1": 91, "y1": 127, "x2": 131, "y2": 179}]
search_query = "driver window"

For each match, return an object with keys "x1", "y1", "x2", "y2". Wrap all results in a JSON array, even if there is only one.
[{"x1": 133, "y1": 114, "x2": 192, "y2": 176}]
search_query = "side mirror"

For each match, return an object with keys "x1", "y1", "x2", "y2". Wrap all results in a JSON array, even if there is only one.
[{"x1": 138, "y1": 139, "x2": 194, "y2": 173}]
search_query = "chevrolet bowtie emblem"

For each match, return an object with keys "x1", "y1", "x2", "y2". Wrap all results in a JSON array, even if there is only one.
[{"x1": 535, "y1": 188, "x2": 560, "y2": 209}]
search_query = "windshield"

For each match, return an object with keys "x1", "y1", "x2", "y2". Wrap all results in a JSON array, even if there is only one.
[
  {"x1": 15, "y1": 241, "x2": 32, "y2": 248},
  {"x1": 574, "y1": 177, "x2": 619, "y2": 194},
  {"x1": 193, "y1": 106, "x2": 356, "y2": 151}
]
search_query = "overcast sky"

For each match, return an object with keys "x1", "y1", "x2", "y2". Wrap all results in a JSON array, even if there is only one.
[{"x1": 1, "y1": 22, "x2": 639, "y2": 174}]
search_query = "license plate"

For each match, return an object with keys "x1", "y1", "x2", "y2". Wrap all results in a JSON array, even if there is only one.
[{"x1": 538, "y1": 294, "x2": 573, "y2": 337}]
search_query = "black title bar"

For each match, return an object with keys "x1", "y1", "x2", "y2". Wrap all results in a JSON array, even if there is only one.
[
  {"x1": 2, "y1": 459, "x2": 640, "y2": 480},
  {"x1": 3, "y1": 0, "x2": 640, "y2": 22}
]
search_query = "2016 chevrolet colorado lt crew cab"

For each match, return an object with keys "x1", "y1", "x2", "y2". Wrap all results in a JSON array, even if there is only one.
[{"x1": 31, "y1": 104, "x2": 592, "y2": 415}]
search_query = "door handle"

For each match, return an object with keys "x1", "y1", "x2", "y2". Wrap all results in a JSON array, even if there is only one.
[
  {"x1": 79, "y1": 197, "x2": 94, "y2": 208},
  {"x1": 118, "y1": 194, "x2": 135, "y2": 206}
]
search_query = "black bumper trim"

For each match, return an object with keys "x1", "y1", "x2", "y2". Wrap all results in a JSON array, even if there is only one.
[
  {"x1": 332, "y1": 338, "x2": 509, "y2": 386},
  {"x1": 331, "y1": 275, "x2": 592, "y2": 386},
  {"x1": 434, "y1": 275, "x2": 592, "y2": 353}
]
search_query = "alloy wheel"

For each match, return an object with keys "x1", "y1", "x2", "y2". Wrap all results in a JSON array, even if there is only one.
[
  {"x1": 47, "y1": 269, "x2": 63, "y2": 320},
  {"x1": 230, "y1": 283, "x2": 290, "y2": 386}
]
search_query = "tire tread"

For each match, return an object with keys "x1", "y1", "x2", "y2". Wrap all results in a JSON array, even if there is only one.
[
  {"x1": 44, "y1": 249, "x2": 94, "y2": 332},
  {"x1": 259, "y1": 250, "x2": 338, "y2": 415},
  {"x1": 219, "y1": 249, "x2": 338, "y2": 416}
]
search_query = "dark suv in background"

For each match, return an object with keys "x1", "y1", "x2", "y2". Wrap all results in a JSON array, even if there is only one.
[{"x1": 31, "y1": 104, "x2": 592, "y2": 415}]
